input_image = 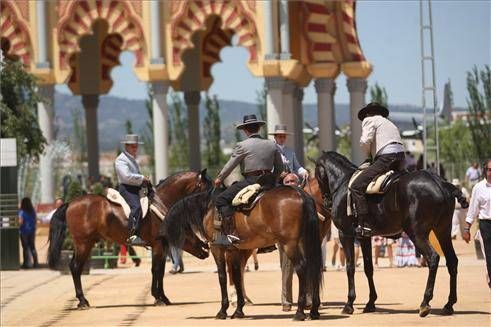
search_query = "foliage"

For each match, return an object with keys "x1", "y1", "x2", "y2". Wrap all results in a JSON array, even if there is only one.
[
  {"x1": 169, "y1": 92, "x2": 189, "y2": 172},
  {"x1": 256, "y1": 85, "x2": 267, "y2": 137},
  {"x1": 466, "y1": 65, "x2": 491, "y2": 162},
  {"x1": 369, "y1": 82, "x2": 388, "y2": 106},
  {"x1": 203, "y1": 93, "x2": 223, "y2": 173},
  {"x1": 141, "y1": 85, "x2": 155, "y2": 175},
  {"x1": 125, "y1": 120, "x2": 133, "y2": 134},
  {"x1": 336, "y1": 126, "x2": 351, "y2": 159},
  {"x1": 90, "y1": 182, "x2": 104, "y2": 196},
  {"x1": 65, "y1": 180, "x2": 84, "y2": 202},
  {"x1": 0, "y1": 60, "x2": 46, "y2": 161}
]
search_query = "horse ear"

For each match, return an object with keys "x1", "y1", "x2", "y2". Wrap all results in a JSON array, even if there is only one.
[{"x1": 200, "y1": 168, "x2": 208, "y2": 178}]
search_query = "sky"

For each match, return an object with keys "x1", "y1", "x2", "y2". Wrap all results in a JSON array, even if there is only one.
[{"x1": 56, "y1": 1, "x2": 490, "y2": 107}]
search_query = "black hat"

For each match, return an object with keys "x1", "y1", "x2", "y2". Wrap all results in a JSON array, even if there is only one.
[
  {"x1": 358, "y1": 102, "x2": 389, "y2": 121},
  {"x1": 236, "y1": 114, "x2": 266, "y2": 129}
]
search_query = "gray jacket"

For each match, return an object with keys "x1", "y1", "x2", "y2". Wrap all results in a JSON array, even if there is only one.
[
  {"x1": 115, "y1": 151, "x2": 144, "y2": 186},
  {"x1": 217, "y1": 134, "x2": 283, "y2": 180}
]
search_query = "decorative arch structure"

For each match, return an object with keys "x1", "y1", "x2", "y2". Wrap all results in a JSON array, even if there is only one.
[
  {"x1": 56, "y1": 0, "x2": 147, "y2": 86},
  {"x1": 0, "y1": 1, "x2": 33, "y2": 66},
  {"x1": 168, "y1": 0, "x2": 259, "y2": 81}
]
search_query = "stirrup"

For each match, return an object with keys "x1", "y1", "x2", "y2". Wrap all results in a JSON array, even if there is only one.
[
  {"x1": 227, "y1": 234, "x2": 241, "y2": 244},
  {"x1": 355, "y1": 225, "x2": 372, "y2": 238},
  {"x1": 127, "y1": 235, "x2": 147, "y2": 247},
  {"x1": 212, "y1": 232, "x2": 233, "y2": 246}
]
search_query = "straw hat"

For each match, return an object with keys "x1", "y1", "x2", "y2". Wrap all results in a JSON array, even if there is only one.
[
  {"x1": 268, "y1": 124, "x2": 292, "y2": 135},
  {"x1": 121, "y1": 134, "x2": 143, "y2": 144}
]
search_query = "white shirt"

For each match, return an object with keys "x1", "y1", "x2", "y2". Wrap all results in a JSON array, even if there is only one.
[
  {"x1": 360, "y1": 115, "x2": 404, "y2": 158},
  {"x1": 465, "y1": 166, "x2": 481, "y2": 182},
  {"x1": 465, "y1": 179, "x2": 491, "y2": 224}
]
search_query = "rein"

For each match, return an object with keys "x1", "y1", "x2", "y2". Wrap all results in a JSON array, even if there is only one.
[{"x1": 322, "y1": 173, "x2": 351, "y2": 210}]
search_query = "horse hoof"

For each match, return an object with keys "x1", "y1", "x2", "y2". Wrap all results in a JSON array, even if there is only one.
[
  {"x1": 363, "y1": 304, "x2": 376, "y2": 313},
  {"x1": 215, "y1": 311, "x2": 227, "y2": 320},
  {"x1": 154, "y1": 299, "x2": 166, "y2": 306},
  {"x1": 342, "y1": 305, "x2": 354, "y2": 315},
  {"x1": 441, "y1": 304, "x2": 454, "y2": 316},
  {"x1": 162, "y1": 296, "x2": 172, "y2": 305},
  {"x1": 293, "y1": 311, "x2": 307, "y2": 321},
  {"x1": 419, "y1": 305, "x2": 431, "y2": 317},
  {"x1": 231, "y1": 310, "x2": 245, "y2": 319},
  {"x1": 310, "y1": 311, "x2": 320, "y2": 320},
  {"x1": 77, "y1": 302, "x2": 90, "y2": 310}
]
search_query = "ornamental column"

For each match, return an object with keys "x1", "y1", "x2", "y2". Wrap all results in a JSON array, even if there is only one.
[
  {"x1": 314, "y1": 78, "x2": 337, "y2": 152},
  {"x1": 347, "y1": 78, "x2": 368, "y2": 165},
  {"x1": 263, "y1": 0, "x2": 276, "y2": 59},
  {"x1": 82, "y1": 94, "x2": 100, "y2": 181},
  {"x1": 282, "y1": 80, "x2": 296, "y2": 148},
  {"x1": 279, "y1": 0, "x2": 291, "y2": 59},
  {"x1": 293, "y1": 86, "x2": 305, "y2": 165},
  {"x1": 184, "y1": 91, "x2": 201, "y2": 171},
  {"x1": 151, "y1": 81, "x2": 170, "y2": 182},
  {"x1": 266, "y1": 77, "x2": 284, "y2": 137},
  {"x1": 38, "y1": 85, "x2": 55, "y2": 203}
]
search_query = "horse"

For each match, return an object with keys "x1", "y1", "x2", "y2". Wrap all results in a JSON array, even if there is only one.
[
  {"x1": 160, "y1": 185, "x2": 323, "y2": 321},
  {"x1": 48, "y1": 170, "x2": 212, "y2": 309},
  {"x1": 315, "y1": 151, "x2": 469, "y2": 317}
]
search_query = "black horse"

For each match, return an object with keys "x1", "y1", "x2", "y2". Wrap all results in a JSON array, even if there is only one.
[{"x1": 315, "y1": 151, "x2": 468, "y2": 317}]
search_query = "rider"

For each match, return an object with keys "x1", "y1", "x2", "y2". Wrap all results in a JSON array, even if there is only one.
[
  {"x1": 213, "y1": 114, "x2": 284, "y2": 246},
  {"x1": 115, "y1": 134, "x2": 150, "y2": 246},
  {"x1": 269, "y1": 124, "x2": 309, "y2": 184},
  {"x1": 350, "y1": 102, "x2": 405, "y2": 238}
]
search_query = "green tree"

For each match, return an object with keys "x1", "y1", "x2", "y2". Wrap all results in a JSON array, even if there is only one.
[
  {"x1": 203, "y1": 93, "x2": 223, "y2": 173},
  {"x1": 0, "y1": 60, "x2": 46, "y2": 160},
  {"x1": 466, "y1": 65, "x2": 491, "y2": 162},
  {"x1": 169, "y1": 92, "x2": 189, "y2": 171},
  {"x1": 125, "y1": 120, "x2": 133, "y2": 134},
  {"x1": 369, "y1": 82, "x2": 388, "y2": 106},
  {"x1": 256, "y1": 85, "x2": 267, "y2": 137},
  {"x1": 141, "y1": 86, "x2": 155, "y2": 175}
]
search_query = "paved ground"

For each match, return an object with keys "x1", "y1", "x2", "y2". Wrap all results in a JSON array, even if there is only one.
[{"x1": 1, "y1": 227, "x2": 490, "y2": 326}]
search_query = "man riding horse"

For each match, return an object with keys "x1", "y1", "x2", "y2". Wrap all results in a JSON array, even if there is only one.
[
  {"x1": 213, "y1": 114, "x2": 284, "y2": 246},
  {"x1": 115, "y1": 134, "x2": 151, "y2": 246},
  {"x1": 350, "y1": 102, "x2": 405, "y2": 238}
]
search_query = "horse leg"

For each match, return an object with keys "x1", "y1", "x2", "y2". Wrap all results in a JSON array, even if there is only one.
[
  {"x1": 152, "y1": 244, "x2": 170, "y2": 305},
  {"x1": 407, "y1": 232, "x2": 440, "y2": 317},
  {"x1": 230, "y1": 250, "x2": 246, "y2": 319},
  {"x1": 437, "y1": 233, "x2": 458, "y2": 315},
  {"x1": 360, "y1": 237, "x2": 378, "y2": 313},
  {"x1": 340, "y1": 234, "x2": 356, "y2": 314},
  {"x1": 293, "y1": 252, "x2": 308, "y2": 321},
  {"x1": 70, "y1": 242, "x2": 94, "y2": 309},
  {"x1": 212, "y1": 246, "x2": 229, "y2": 319}
]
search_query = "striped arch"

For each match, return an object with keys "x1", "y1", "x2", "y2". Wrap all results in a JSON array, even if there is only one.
[
  {"x1": 0, "y1": 1, "x2": 32, "y2": 65},
  {"x1": 337, "y1": 0, "x2": 365, "y2": 62},
  {"x1": 201, "y1": 17, "x2": 234, "y2": 78},
  {"x1": 57, "y1": 0, "x2": 146, "y2": 71},
  {"x1": 301, "y1": 0, "x2": 336, "y2": 63},
  {"x1": 171, "y1": 0, "x2": 258, "y2": 66}
]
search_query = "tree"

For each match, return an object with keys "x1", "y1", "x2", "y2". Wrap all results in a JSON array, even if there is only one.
[
  {"x1": 0, "y1": 60, "x2": 46, "y2": 160},
  {"x1": 466, "y1": 65, "x2": 491, "y2": 162},
  {"x1": 169, "y1": 92, "x2": 189, "y2": 171},
  {"x1": 369, "y1": 82, "x2": 388, "y2": 106},
  {"x1": 141, "y1": 86, "x2": 155, "y2": 175},
  {"x1": 125, "y1": 120, "x2": 133, "y2": 134},
  {"x1": 203, "y1": 93, "x2": 223, "y2": 172}
]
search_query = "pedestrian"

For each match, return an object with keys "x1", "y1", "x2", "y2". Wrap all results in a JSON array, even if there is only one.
[
  {"x1": 466, "y1": 161, "x2": 482, "y2": 189},
  {"x1": 169, "y1": 247, "x2": 184, "y2": 274},
  {"x1": 451, "y1": 178, "x2": 470, "y2": 239},
  {"x1": 331, "y1": 223, "x2": 345, "y2": 270},
  {"x1": 40, "y1": 198, "x2": 64, "y2": 224},
  {"x1": 463, "y1": 159, "x2": 491, "y2": 288},
  {"x1": 18, "y1": 197, "x2": 39, "y2": 269},
  {"x1": 395, "y1": 232, "x2": 418, "y2": 267}
]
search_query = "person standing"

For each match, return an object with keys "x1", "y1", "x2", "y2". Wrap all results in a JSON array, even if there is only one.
[
  {"x1": 115, "y1": 134, "x2": 150, "y2": 246},
  {"x1": 451, "y1": 178, "x2": 470, "y2": 239},
  {"x1": 466, "y1": 161, "x2": 482, "y2": 189},
  {"x1": 213, "y1": 114, "x2": 283, "y2": 246},
  {"x1": 18, "y1": 197, "x2": 39, "y2": 269},
  {"x1": 350, "y1": 103, "x2": 405, "y2": 238},
  {"x1": 464, "y1": 159, "x2": 491, "y2": 288}
]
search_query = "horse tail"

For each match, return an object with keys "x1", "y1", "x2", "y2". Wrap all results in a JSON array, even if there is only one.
[
  {"x1": 47, "y1": 203, "x2": 69, "y2": 269},
  {"x1": 297, "y1": 189, "x2": 324, "y2": 293},
  {"x1": 449, "y1": 183, "x2": 469, "y2": 209}
]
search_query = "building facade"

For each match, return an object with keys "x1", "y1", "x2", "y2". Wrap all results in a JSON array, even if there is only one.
[{"x1": 0, "y1": 0, "x2": 371, "y2": 203}]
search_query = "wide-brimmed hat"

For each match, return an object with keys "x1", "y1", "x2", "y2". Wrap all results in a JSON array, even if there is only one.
[
  {"x1": 358, "y1": 102, "x2": 389, "y2": 121},
  {"x1": 268, "y1": 124, "x2": 292, "y2": 135},
  {"x1": 236, "y1": 114, "x2": 266, "y2": 129},
  {"x1": 451, "y1": 178, "x2": 461, "y2": 186},
  {"x1": 121, "y1": 134, "x2": 143, "y2": 144}
]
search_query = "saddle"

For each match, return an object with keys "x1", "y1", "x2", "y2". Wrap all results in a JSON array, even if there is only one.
[
  {"x1": 106, "y1": 188, "x2": 166, "y2": 221},
  {"x1": 347, "y1": 169, "x2": 406, "y2": 216},
  {"x1": 232, "y1": 184, "x2": 265, "y2": 212}
]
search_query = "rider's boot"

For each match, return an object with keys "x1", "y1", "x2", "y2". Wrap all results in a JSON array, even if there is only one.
[
  {"x1": 212, "y1": 210, "x2": 240, "y2": 246},
  {"x1": 127, "y1": 217, "x2": 146, "y2": 246},
  {"x1": 355, "y1": 214, "x2": 372, "y2": 238}
]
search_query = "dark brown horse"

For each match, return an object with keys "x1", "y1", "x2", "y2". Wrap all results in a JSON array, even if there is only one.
[
  {"x1": 160, "y1": 185, "x2": 323, "y2": 321},
  {"x1": 48, "y1": 170, "x2": 212, "y2": 308},
  {"x1": 315, "y1": 151, "x2": 469, "y2": 317}
]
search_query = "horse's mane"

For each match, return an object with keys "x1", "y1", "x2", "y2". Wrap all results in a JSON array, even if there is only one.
[
  {"x1": 155, "y1": 171, "x2": 190, "y2": 189},
  {"x1": 159, "y1": 189, "x2": 212, "y2": 248},
  {"x1": 320, "y1": 151, "x2": 357, "y2": 175}
]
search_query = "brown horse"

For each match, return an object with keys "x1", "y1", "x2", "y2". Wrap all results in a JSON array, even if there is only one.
[
  {"x1": 160, "y1": 185, "x2": 323, "y2": 321},
  {"x1": 48, "y1": 170, "x2": 212, "y2": 309}
]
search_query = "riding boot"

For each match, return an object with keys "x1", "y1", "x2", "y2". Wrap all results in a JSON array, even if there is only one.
[
  {"x1": 355, "y1": 214, "x2": 372, "y2": 238},
  {"x1": 212, "y1": 211, "x2": 232, "y2": 246},
  {"x1": 223, "y1": 213, "x2": 241, "y2": 244},
  {"x1": 127, "y1": 216, "x2": 146, "y2": 246}
]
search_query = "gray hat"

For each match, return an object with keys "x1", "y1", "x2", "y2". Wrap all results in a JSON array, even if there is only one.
[
  {"x1": 235, "y1": 114, "x2": 266, "y2": 129},
  {"x1": 268, "y1": 124, "x2": 292, "y2": 135},
  {"x1": 121, "y1": 134, "x2": 143, "y2": 144}
]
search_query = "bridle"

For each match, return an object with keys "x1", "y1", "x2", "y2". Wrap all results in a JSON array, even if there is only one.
[{"x1": 321, "y1": 173, "x2": 350, "y2": 210}]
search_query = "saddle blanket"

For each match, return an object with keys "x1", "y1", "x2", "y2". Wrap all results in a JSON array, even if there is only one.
[
  {"x1": 347, "y1": 170, "x2": 395, "y2": 216},
  {"x1": 106, "y1": 188, "x2": 166, "y2": 221},
  {"x1": 232, "y1": 184, "x2": 262, "y2": 206}
]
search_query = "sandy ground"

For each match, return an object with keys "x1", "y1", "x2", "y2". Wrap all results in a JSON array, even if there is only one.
[{"x1": 1, "y1": 226, "x2": 490, "y2": 326}]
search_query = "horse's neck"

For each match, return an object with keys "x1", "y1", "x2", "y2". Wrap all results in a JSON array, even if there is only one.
[{"x1": 156, "y1": 182, "x2": 192, "y2": 206}]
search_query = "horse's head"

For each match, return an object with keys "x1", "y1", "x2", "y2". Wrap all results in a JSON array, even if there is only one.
[
  {"x1": 156, "y1": 170, "x2": 213, "y2": 205},
  {"x1": 181, "y1": 231, "x2": 209, "y2": 259}
]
